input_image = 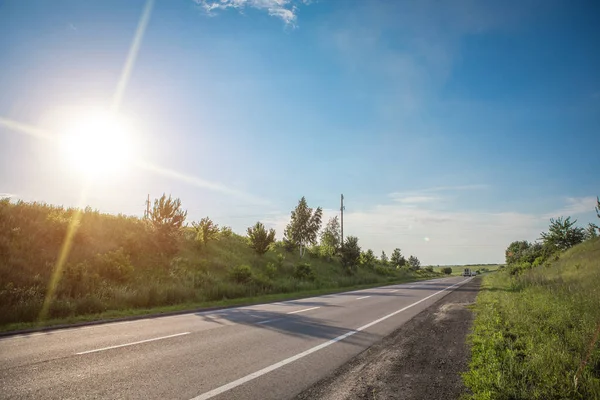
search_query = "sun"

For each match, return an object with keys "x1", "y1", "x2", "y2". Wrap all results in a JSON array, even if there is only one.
[{"x1": 60, "y1": 110, "x2": 135, "y2": 177}]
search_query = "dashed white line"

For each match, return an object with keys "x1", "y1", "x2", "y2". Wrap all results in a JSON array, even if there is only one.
[
  {"x1": 356, "y1": 296, "x2": 371, "y2": 300},
  {"x1": 189, "y1": 278, "x2": 471, "y2": 400},
  {"x1": 257, "y1": 318, "x2": 282, "y2": 325},
  {"x1": 76, "y1": 332, "x2": 191, "y2": 355},
  {"x1": 390, "y1": 289, "x2": 399, "y2": 293},
  {"x1": 287, "y1": 306, "x2": 320, "y2": 315}
]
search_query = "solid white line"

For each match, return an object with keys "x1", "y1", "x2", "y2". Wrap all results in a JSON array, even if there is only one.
[
  {"x1": 287, "y1": 306, "x2": 320, "y2": 315},
  {"x1": 76, "y1": 332, "x2": 191, "y2": 355},
  {"x1": 189, "y1": 278, "x2": 471, "y2": 400},
  {"x1": 356, "y1": 296, "x2": 371, "y2": 300}
]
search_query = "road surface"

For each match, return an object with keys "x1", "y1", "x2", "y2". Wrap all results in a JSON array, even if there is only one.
[{"x1": 0, "y1": 276, "x2": 472, "y2": 399}]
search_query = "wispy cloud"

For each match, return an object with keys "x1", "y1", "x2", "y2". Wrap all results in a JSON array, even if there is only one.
[
  {"x1": 542, "y1": 196, "x2": 598, "y2": 220},
  {"x1": 194, "y1": 0, "x2": 312, "y2": 25},
  {"x1": 389, "y1": 184, "x2": 488, "y2": 204}
]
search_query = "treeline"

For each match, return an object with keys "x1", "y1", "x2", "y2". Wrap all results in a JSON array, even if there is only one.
[
  {"x1": 504, "y1": 200, "x2": 599, "y2": 274},
  {"x1": 0, "y1": 194, "x2": 431, "y2": 326}
]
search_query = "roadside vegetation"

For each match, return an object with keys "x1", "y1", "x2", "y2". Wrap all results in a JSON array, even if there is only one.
[
  {"x1": 0, "y1": 195, "x2": 435, "y2": 330},
  {"x1": 464, "y1": 198, "x2": 600, "y2": 399}
]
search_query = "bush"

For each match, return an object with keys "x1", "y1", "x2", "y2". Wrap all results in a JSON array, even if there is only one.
[
  {"x1": 424, "y1": 265, "x2": 434, "y2": 273},
  {"x1": 265, "y1": 262, "x2": 277, "y2": 279},
  {"x1": 294, "y1": 263, "x2": 316, "y2": 281},
  {"x1": 230, "y1": 265, "x2": 253, "y2": 284},
  {"x1": 441, "y1": 267, "x2": 453, "y2": 275}
]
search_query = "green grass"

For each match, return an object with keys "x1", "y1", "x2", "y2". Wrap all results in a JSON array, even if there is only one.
[
  {"x1": 463, "y1": 238, "x2": 600, "y2": 399},
  {"x1": 431, "y1": 264, "x2": 502, "y2": 276},
  {"x1": 0, "y1": 199, "x2": 443, "y2": 332},
  {"x1": 0, "y1": 275, "x2": 432, "y2": 333}
]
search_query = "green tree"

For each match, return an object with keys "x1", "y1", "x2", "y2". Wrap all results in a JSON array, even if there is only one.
[
  {"x1": 380, "y1": 250, "x2": 388, "y2": 266},
  {"x1": 390, "y1": 248, "x2": 406, "y2": 268},
  {"x1": 341, "y1": 236, "x2": 361, "y2": 273},
  {"x1": 149, "y1": 194, "x2": 187, "y2": 234},
  {"x1": 584, "y1": 223, "x2": 599, "y2": 241},
  {"x1": 540, "y1": 216, "x2": 585, "y2": 251},
  {"x1": 320, "y1": 216, "x2": 341, "y2": 259},
  {"x1": 596, "y1": 196, "x2": 600, "y2": 219},
  {"x1": 359, "y1": 249, "x2": 376, "y2": 269},
  {"x1": 247, "y1": 222, "x2": 276, "y2": 255},
  {"x1": 505, "y1": 240, "x2": 531, "y2": 265},
  {"x1": 408, "y1": 255, "x2": 421, "y2": 270},
  {"x1": 192, "y1": 217, "x2": 219, "y2": 246},
  {"x1": 284, "y1": 197, "x2": 323, "y2": 258},
  {"x1": 441, "y1": 267, "x2": 453, "y2": 275}
]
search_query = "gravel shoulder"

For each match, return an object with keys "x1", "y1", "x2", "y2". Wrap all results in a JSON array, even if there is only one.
[{"x1": 295, "y1": 277, "x2": 481, "y2": 400}]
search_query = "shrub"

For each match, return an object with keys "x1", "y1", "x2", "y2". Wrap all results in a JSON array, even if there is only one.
[
  {"x1": 265, "y1": 262, "x2": 277, "y2": 279},
  {"x1": 424, "y1": 265, "x2": 434, "y2": 273},
  {"x1": 230, "y1": 265, "x2": 253, "y2": 284},
  {"x1": 441, "y1": 267, "x2": 453, "y2": 275},
  {"x1": 92, "y1": 248, "x2": 134, "y2": 283},
  {"x1": 294, "y1": 263, "x2": 316, "y2": 281},
  {"x1": 247, "y1": 222, "x2": 276, "y2": 255}
]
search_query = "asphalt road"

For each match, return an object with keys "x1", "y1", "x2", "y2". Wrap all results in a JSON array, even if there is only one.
[{"x1": 0, "y1": 276, "x2": 472, "y2": 400}]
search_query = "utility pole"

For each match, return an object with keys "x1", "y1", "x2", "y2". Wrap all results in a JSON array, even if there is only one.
[
  {"x1": 340, "y1": 194, "x2": 344, "y2": 248},
  {"x1": 144, "y1": 194, "x2": 151, "y2": 219}
]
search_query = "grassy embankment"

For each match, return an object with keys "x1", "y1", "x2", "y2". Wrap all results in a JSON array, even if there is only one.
[
  {"x1": 464, "y1": 237, "x2": 600, "y2": 399},
  {"x1": 0, "y1": 199, "x2": 440, "y2": 332}
]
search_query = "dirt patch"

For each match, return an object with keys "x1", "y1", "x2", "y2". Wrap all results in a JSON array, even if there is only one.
[{"x1": 295, "y1": 278, "x2": 480, "y2": 400}]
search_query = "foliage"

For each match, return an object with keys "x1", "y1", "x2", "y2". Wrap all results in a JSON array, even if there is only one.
[
  {"x1": 320, "y1": 216, "x2": 341, "y2": 259},
  {"x1": 424, "y1": 265, "x2": 433, "y2": 273},
  {"x1": 341, "y1": 236, "x2": 361, "y2": 274},
  {"x1": 380, "y1": 250, "x2": 388, "y2": 266},
  {"x1": 441, "y1": 267, "x2": 453, "y2": 275},
  {"x1": 584, "y1": 223, "x2": 599, "y2": 241},
  {"x1": 390, "y1": 248, "x2": 406, "y2": 268},
  {"x1": 294, "y1": 263, "x2": 316, "y2": 281},
  {"x1": 219, "y1": 225, "x2": 233, "y2": 238},
  {"x1": 407, "y1": 255, "x2": 421, "y2": 270},
  {"x1": 246, "y1": 222, "x2": 276, "y2": 255},
  {"x1": 230, "y1": 265, "x2": 253, "y2": 284},
  {"x1": 149, "y1": 193, "x2": 187, "y2": 235},
  {"x1": 464, "y1": 238, "x2": 600, "y2": 399},
  {"x1": 192, "y1": 217, "x2": 219, "y2": 247},
  {"x1": 540, "y1": 216, "x2": 585, "y2": 252},
  {"x1": 284, "y1": 197, "x2": 323, "y2": 257},
  {"x1": 359, "y1": 249, "x2": 376, "y2": 269}
]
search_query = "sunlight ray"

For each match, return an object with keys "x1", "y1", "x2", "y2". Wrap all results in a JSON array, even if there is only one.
[{"x1": 110, "y1": 0, "x2": 154, "y2": 113}]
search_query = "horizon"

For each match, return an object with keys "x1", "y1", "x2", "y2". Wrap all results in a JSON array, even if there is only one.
[{"x1": 1, "y1": 0, "x2": 599, "y2": 265}]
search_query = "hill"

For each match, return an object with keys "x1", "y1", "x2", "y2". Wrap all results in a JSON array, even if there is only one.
[{"x1": 0, "y1": 199, "x2": 438, "y2": 331}]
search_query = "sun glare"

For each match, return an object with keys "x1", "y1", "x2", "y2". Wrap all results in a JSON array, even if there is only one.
[{"x1": 60, "y1": 111, "x2": 135, "y2": 177}]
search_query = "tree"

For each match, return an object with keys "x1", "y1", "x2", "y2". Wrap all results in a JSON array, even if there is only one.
[
  {"x1": 408, "y1": 255, "x2": 421, "y2": 270},
  {"x1": 505, "y1": 240, "x2": 531, "y2": 265},
  {"x1": 441, "y1": 267, "x2": 453, "y2": 275},
  {"x1": 540, "y1": 216, "x2": 585, "y2": 251},
  {"x1": 247, "y1": 222, "x2": 276, "y2": 255},
  {"x1": 596, "y1": 196, "x2": 600, "y2": 219},
  {"x1": 390, "y1": 248, "x2": 406, "y2": 268},
  {"x1": 380, "y1": 250, "x2": 388, "y2": 266},
  {"x1": 360, "y1": 249, "x2": 376, "y2": 269},
  {"x1": 149, "y1": 194, "x2": 187, "y2": 234},
  {"x1": 192, "y1": 217, "x2": 219, "y2": 246},
  {"x1": 284, "y1": 197, "x2": 323, "y2": 257},
  {"x1": 320, "y1": 216, "x2": 341, "y2": 259},
  {"x1": 584, "y1": 223, "x2": 599, "y2": 241},
  {"x1": 341, "y1": 236, "x2": 361, "y2": 273}
]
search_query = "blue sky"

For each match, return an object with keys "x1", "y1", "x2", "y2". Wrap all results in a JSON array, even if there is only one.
[{"x1": 1, "y1": 0, "x2": 599, "y2": 264}]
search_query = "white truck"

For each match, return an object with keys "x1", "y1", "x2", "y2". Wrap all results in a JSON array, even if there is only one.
[{"x1": 463, "y1": 268, "x2": 476, "y2": 277}]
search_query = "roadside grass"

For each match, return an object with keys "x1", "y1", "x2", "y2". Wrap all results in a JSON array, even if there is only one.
[
  {"x1": 0, "y1": 275, "x2": 433, "y2": 334},
  {"x1": 463, "y1": 238, "x2": 600, "y2": 399},
  {"x1": 432, "y1": 264, "x2": 501, "y2": 276}
]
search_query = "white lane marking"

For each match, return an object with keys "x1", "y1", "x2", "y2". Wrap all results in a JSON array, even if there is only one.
[
  {"x1": 356, "y1": 296, "x2": 371, "y2": 300},
  {"x1": 190, "y1": 278, "x2": 471, "y2": 400},
  {"x1": 76, "y1": 332, "x2": 191, "y2": 355},
  {"x1": 390, "y1": 289, "x2": 399, "y2": 293},
  {"x1": 287, "y1": 306, "x2": 320, "y2": 315},
  {"x1": 408, "y1": 285, "x2": 415, "y2": 288},
  {"x1": 257, "y1": 318, "x2": 282, "y2": 325}
]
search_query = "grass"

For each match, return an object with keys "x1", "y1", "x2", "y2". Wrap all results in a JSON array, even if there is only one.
[
  {"x1": 463, "y1": 237, "x2": 600, "y2": 399},
  {"x1": 0, "y1": 275, "x2": 431, "y2": 333},
  {"x1": 0, "y1": 199, "x2": 443, "y2": 333},
  {"x1": 431, "y1": 264, "x2": 502, "y2": 276}
]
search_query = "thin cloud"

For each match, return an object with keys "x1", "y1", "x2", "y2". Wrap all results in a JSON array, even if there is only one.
[
  {"x1": 542, "y1": 196, "x2": 597, "y2": 220},
  {"x1": 194, "y1": 0, "x2": 312, "y2": 25},
  {"x1": 389, "y1": 184, "x2": 488, "y2": 201}
]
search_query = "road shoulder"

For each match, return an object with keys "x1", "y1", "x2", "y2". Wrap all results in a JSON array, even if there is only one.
[{"x1": 295, "y1": 277, "x2": 480, "y2": 400}]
